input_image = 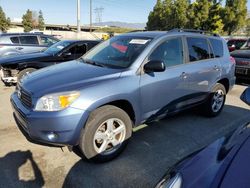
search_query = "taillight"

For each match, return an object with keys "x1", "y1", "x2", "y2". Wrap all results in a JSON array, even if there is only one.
[{"x1": 230, "y1": 56, "x2": 236, "y2": 64}]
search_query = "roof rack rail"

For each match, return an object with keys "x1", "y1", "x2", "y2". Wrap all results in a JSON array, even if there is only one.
[{"x1": 168, "y1": 28, "x2": 220, "y2": 37}]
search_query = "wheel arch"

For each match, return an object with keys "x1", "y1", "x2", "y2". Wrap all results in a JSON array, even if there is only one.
[{"x1": 217, "y1": 78, "x2": 230, "y2": 93}]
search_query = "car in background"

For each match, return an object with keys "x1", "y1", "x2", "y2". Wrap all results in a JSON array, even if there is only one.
[
  {"x1": 0, "y1": 33, "x2": 59, "y2": 57},
  {"x1": 10, "y1": 30, "x2": 235, "y2": 162},
  {"x1": 156, "y1": 87, "x2": 250, "y2": 188},
  {"x1": 0, "y1": 40, "x2": 100, "y2": 85},
  {"x1": 227, "y1": 38, "x2": 247, "y2": 52},
  {"x1": 230, "y1": 39, "x2": 250, "y2": 80}
]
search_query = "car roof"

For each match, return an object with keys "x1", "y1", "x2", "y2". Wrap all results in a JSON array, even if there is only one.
[
  {"x1": 118, "y1": 30, "x2": 222, "y2": 40},
  {"x1": 0, "y1": 33, "x2": 52, "y2": 37},
  {"x1": 60, "y1": 40, "x2": 101, "y2": 44}
]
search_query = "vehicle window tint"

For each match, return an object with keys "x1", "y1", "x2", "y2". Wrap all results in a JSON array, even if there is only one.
[
  {"x1": 10, "y1": 37, "x2": 19, "y2": 44},
  {"x1": 19, "y1": 36, "x2": 39, "y2": 45},
  {"x1": 209, "y1": 39, "x2": 224, "y2": 58},
  {"x1": 40, "y1": 36, "x2": 58, "y2": 46},
  {"x1": 75, "y1": 44, "x2": 87, "y2": 57},
  {"x1": 68, "y1": 44, "x2": 87, "y2": 59},
  {"x1": 149, "y1": 38, "x2": 183, "y2": 67},
  {"x1": 187, "y1": 37, "x2": 210, "y2": 62}
]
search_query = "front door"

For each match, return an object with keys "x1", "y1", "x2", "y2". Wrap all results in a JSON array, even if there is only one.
[{"x1": 139, "y1": 37, "x2": 191, "y2": 121}]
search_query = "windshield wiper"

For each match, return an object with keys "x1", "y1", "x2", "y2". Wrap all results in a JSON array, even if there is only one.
[{"x1": 83, "y1": 59, "x2": 106, "y2": 67}]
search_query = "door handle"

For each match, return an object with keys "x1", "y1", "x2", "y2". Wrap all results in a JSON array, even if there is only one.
[
  {"x1": 180, "y1": 72, "x2": 188, "y2": 79},
  {"x1": 16, "y1": 47, "x2": 24, "y2": 50}
]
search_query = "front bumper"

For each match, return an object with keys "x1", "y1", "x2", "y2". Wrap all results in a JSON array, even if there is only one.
[
  {"x1": 1, "y1": 68, "x2": 18, "y2": 84},
  {"x1": 11, "y1": 92, "x2": 89, "y2": 146}
]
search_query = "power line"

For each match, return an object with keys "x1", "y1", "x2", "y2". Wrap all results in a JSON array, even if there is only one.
[{"x1": 94, "y1": 7, "x2": 104, "y2": 23}]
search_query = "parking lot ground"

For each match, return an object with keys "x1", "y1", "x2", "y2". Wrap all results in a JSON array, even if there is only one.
[{"x1": 0, "y1": 82, "x2": 249, "y2": 188}]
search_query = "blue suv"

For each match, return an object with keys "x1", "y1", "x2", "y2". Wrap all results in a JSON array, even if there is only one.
[{"x1": 11, "y1": 30, "x2": 236, "y2": 162}]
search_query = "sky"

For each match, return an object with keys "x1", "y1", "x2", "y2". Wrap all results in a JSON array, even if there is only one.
[
  {"x1": 0, "y1": 0, "x2": 156, "y2": 25},
  {"x1": 0, "y1": 0, "x2": 250, "y2": 25}
]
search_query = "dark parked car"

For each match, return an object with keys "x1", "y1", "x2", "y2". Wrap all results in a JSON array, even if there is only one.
[
  {"x1": 227, "y1": 38, "x2": 247, "y2": 52},
  {"x1": 0, "y1": 33, "x2": 59, "y2": 57},
  {"x1": 156, "y1": 87, "x2": 250, "y2": 188},
  {"x1": 230, "y1": 40, "x2": 250, "y2": 80},
  {"x1": 0, "y1": 40, "x2": 100, "y2": 85},
  {"x1": 11, "y1": 30, "x2": 235, "y2": 162}
]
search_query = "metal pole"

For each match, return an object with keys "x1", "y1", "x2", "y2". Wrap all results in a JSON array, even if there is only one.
[
  {"x1": 77, "y1": 0, "x2": 81, "y2": 33},
  {"x1": 90, "y1": 0, "x2": 92, "y2": 32}
]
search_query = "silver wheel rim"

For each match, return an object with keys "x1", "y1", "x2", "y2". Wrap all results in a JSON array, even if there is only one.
[
  {"x1": 212, "y1": 89, "x2": 224, "y2": 113},
  {"x1": 93, "y1": 118, "x2": 126, "y2": 154}
]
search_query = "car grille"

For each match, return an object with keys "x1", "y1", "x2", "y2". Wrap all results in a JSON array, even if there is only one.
[{"x1": 17, "y1": 84, "x2": 32, "y2": 108}]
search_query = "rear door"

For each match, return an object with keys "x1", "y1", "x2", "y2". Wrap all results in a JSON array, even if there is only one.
[
  {"x1": 184, "y1": 36, "x2": 221, "y2": 101},
  {"x1": 18, "y1": 35, "x2": 45, "y2": 53}
]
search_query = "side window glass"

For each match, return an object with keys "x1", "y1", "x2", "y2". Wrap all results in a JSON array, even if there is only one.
[
  {"x1": 40, "y1": 36, "x2": 58, "y2": 46},
  {"x1": 149, "y1": 38, "x2": 183, "y2": 67},
  {"x1": 74, "y1": 44, "x2": 87, "y2": 58},
  {"x1": 10, "y1": 37, "x2": 20, "y2": 44},
  {"x1": 209, "y1": 38, "x2": 224, "y2": 58},
  {"x1": 187, "y1": 37, "x2": 209, "y2": 62},
  {"x1": 19, "y1": 36, "x2": 39, "y2": 45}
]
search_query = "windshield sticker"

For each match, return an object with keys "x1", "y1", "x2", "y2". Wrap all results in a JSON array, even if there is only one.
[
  {"x1": 56, "y1": 45, "x2": 64, "y2": 49},
  {"x1": 129, "y1": 39, "x2": 149, "y2": 45}
]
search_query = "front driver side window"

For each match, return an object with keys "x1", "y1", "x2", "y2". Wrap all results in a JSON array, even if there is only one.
[{"x1": 149, "y1": 37, "x2": 183, "y2": 67}]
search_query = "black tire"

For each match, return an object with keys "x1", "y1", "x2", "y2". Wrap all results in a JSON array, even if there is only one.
[
  {"x1": 17, "y1": 68, "x2": 36, "y2": 82},
  {"x1": 79, "y1": 105, "x2": 132, "y2": 162},
  {"x1": 202, "y1": 83, "x2": 226, "y2": 117}
]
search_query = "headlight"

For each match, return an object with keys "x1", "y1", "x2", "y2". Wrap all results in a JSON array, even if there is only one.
[
  {"x1": 34, "y1": 91, "x2": 80, "y2": 111},
  {"x1": 157, "y1": 173, "x2": 182, "y2": 188}
]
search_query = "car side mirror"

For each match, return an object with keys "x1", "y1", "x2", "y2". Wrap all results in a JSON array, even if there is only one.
[
  {"x1": 144, "y1": 60, "x2": 165, "y2": 73},
  {"x1": 240, "y1": 88, "x2": 250, "y2": 106},
  {"x1": 61, "y1": 52, "x2": 72, "y2": 58}
]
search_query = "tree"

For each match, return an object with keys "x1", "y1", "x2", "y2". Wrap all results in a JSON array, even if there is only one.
[
  {"x1": 204, "y1": 1, "x2": 224, "y2": 33},
  {"x1": 22, "y1": 9, "x2": 33, "y2": 32},
  {"x1": 0, "y1": 6, "x2": 11, "y2": 32},
  {"x1": 146, "y1": 0, "x2": 165, "y2": 30},
  {"x1": 38, "y1": 10, "x2": 45, "y2": 31},
  {"x1": 171, "y1": 0, "x2": 189, "y2": 29},
  {"x1": 223, "y1": 0, "x2": 247, "y2": 35},
  {"x1": 187, "y1": 0, "x2": 210, "y2": 30}
]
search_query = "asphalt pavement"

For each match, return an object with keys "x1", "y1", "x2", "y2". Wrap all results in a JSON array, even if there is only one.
[{"x1": 0, "y1": 81, "x2": 249, "y2": 188}]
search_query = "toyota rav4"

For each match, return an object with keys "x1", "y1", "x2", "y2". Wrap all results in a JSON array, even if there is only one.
[{"x1": 11, "y1": 29, "x2": 236, "y2": 162}]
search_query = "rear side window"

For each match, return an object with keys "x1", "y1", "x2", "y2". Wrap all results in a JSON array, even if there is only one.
[
  {"x1": 19, "y1": 36, "x2": 39, "y2": 45},
  {"x1": 40, "y1": 36, "x2": 58, "y2": 46},
  {"x1": 209, "y1": 39, "x2": 224, "y2": 58},
  {"x1": 187, "y1": 37, "x2": 210, "y2": 62},
  {"x1": 10, "y1": 37, "x2": 19, "y2": 44}
]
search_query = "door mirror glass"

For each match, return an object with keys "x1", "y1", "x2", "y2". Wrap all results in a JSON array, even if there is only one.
[
  {"x1": 240, "y1": 88, "x2": 250, "y2": 105},
  {"x1": 144, "y1": 60, "x2": 165, "y2": 73}
]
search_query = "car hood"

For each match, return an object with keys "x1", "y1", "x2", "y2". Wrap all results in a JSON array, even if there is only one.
[
  {"x1": 0, "y1": 52, "x2": 51, "y2": 66},
  {"x1": 157, "y1": 124, "x2": 250, "y2": 188},
  {"x1": 231, "y1": 50, "x2": 250, "y2": 59},
  {"x1": 20, "y1": 60, "x2": 123, "y2": 97}
]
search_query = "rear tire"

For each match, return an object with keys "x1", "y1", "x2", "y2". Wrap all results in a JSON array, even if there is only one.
[
  {"x1": 202, "y1": 83, "x2": 226, "y2": 117},
  {"x1": 79, "y1": 105, "x2": 132, "y2": 162},
  {"x1": 17, "y1": 68, "x2": 36, "y2": 82}
]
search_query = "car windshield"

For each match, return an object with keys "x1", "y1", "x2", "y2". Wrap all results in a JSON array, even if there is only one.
[
  {"x1": 82, "y1": 36, "x2": 152, "y2": 68},
  {"x1": 45, "y1": 40, "x2": 72, "y2": 54}
]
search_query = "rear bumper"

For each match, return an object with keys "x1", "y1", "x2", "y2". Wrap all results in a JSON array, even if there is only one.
[
  {"x1": 11, "y1": 92, "x2": 89, "y2": 146},
  {"x1": 235, "y1": 66, "x2": 250, "y2": 79}
]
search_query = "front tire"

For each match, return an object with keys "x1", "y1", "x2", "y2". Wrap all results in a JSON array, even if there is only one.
[
  {"x1": 202, "y1": 83, "x2": 226, "y2": 117},
  {"x1": 17, "y1": 68, "x2": 37, "y2": 82},
  {"x1": 79, "y1": 105, "x2": 132, "y2": 162}
]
